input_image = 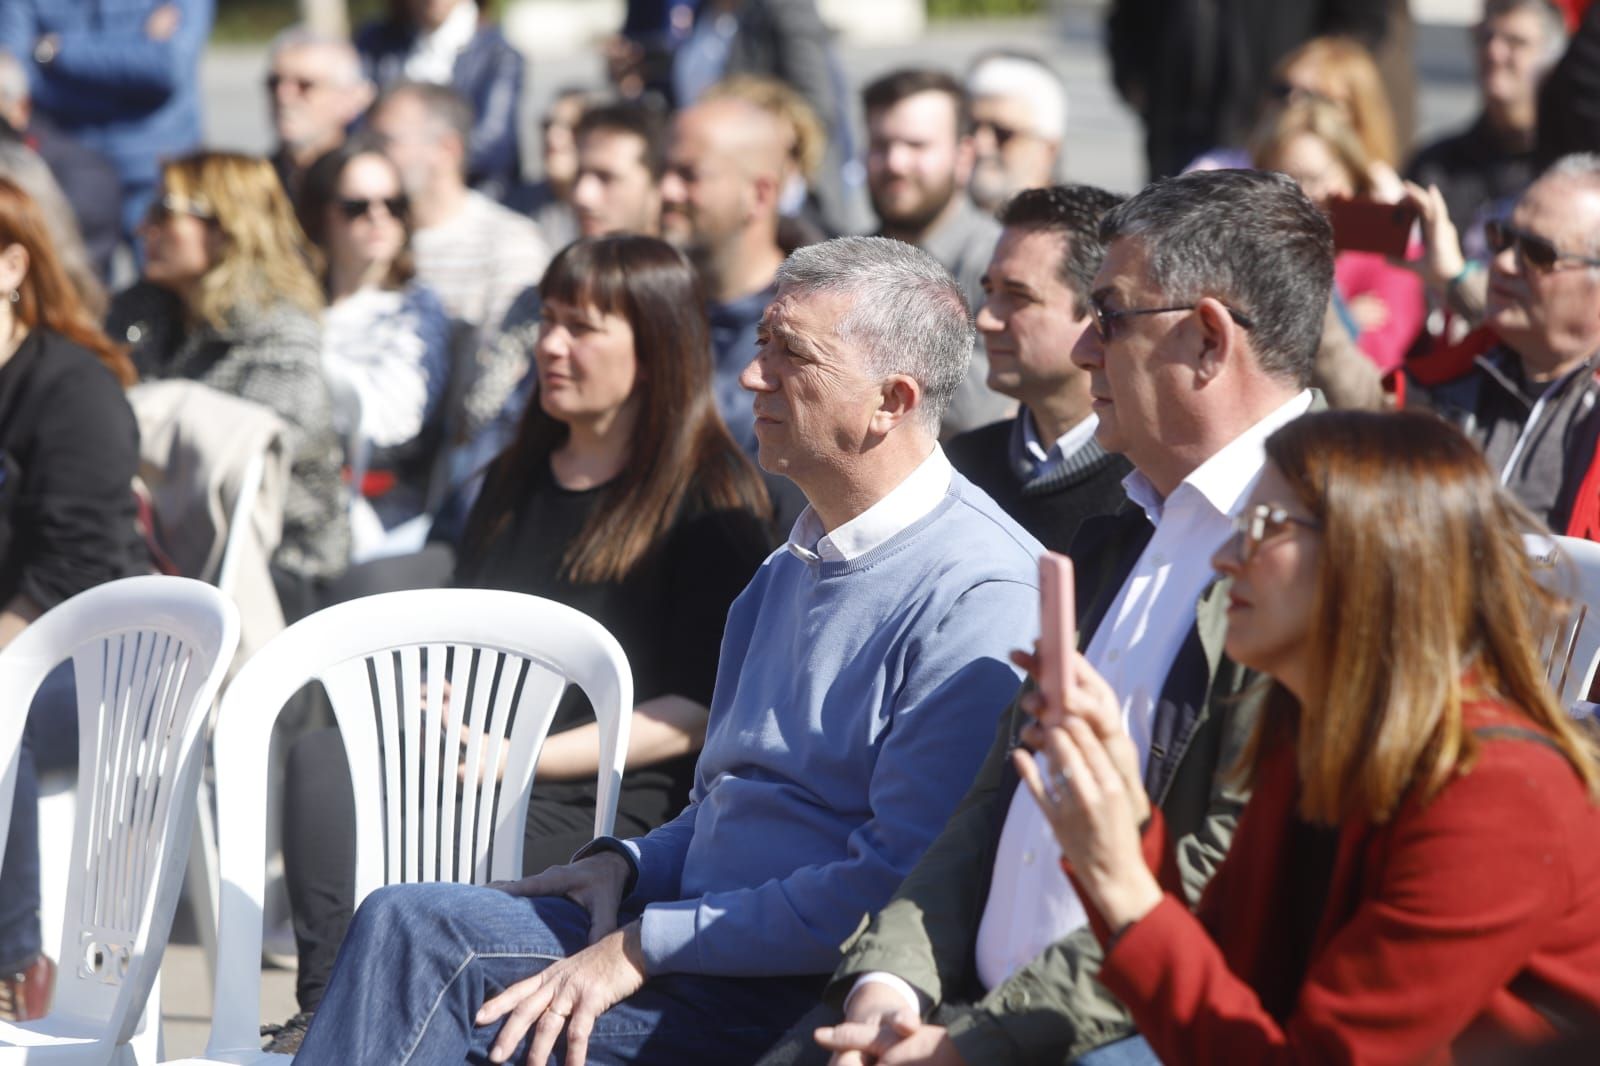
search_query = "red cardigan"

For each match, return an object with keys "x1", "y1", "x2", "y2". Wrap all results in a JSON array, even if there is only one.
[{"x1": 1087, "y1": 703, "x2": 1600, "y2": 1065}]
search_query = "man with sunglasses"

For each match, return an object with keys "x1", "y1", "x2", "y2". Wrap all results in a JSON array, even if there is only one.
[
  {"x1": 1423, "y1": 154, "x2": 1600, "y2": 531},
  {"x1": 963, "y1": 52, "x2": 1067, "y2": 214},
  {"x1": 769, "y1": 169, "x2": 1331, "y2": 1066},
  {"x1": 266, "y1": 27, "x2": 374, "y2": 207}
]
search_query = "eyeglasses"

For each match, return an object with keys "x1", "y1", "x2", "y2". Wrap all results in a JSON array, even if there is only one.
[
  {"x1": 337, "y1": 196, "x2": 408, "y2": 221},
  {"x1": 1229, "y1": 503, "x2": 1320, "y2": 562},
  {"x1": 144, "y1": 195, "x2": 215, "y2": 227},
  {"x1": 1088, "y1": 298, "x2": 1255, "y2": 344},
  {"x1": 266, "y1": 73, "x2": 322, "y2": 95},
  {"x1": 1485, "y1": 220, "x2": 1600, "y2": 273},
  {"x1": 1268, "y1": 80, "x2": 1342, "y2": 109}
]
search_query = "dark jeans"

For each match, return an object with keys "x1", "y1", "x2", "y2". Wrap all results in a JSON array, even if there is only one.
[
  {"x1": 293, "y1": 885, "x2": 825, "y2": 1065},
  {"x1": 283, "y1": 728, "x2": 660, "y2": 1012},
  {"x1": 0, "y1": 662, "x2": 78, "y2": 971}
]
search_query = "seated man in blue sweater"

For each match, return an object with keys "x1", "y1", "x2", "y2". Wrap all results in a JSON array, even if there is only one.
[{"x1": 292, "y1": 236, "x2": 1046, "y2": 1066}]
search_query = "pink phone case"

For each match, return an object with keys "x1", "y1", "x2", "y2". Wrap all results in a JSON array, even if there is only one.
[{"x1": 1038, "y1": 552, "x2": 1076, "y2": 712}]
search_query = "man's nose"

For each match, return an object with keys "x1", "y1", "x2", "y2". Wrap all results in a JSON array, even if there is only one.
[{"x1": 739, "y1": 354, "x2": 773, "y2": 392}]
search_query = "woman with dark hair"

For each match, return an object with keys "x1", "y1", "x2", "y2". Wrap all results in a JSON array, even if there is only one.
[
  {"x1": 298, "y1": 142, "x2": 452, "y2": 552},
  {"x1": 267, "y1": 235, "x2": 775, "y2": 1051},
  {"x1": 1016, "y1": 411, "x2": 1600, "y2": 1064},
  {"x1": 0, "y1": 178, "x2": 144, "y2": 1020}
]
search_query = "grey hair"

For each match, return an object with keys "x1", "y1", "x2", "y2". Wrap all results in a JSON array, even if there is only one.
[
  {"x1": 776, "y1": 236, "x2": 974, "y2": 433},
  {"x1": 0, "y1": 140, "x2": 106, "y2": 317},
  {"x1": 0, "y1": 51, "x2": 26, "y2": 107},
  {"x1": 268, "y1": 25, "x2": 365, "y2": 88},
  {"x1": 1482, "y1": 0, "x2": 1568, "y2": 66},
  {"x1": 1537, "y1": 153, "x2": 1600, "y2": 258},
  {"x1": 1100, "y1": 169, "x2": 1333, "y2": 386}
]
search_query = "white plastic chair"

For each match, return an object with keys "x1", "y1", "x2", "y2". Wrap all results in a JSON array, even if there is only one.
[
  {"x1": 0, "y1": 576, "x2": 240, "y2": 1065},
  {"x1": 1528, "y1": 533, "x2": 1600, "y2": 714},
  {"x1": 166, "y1": 589, "x2": 632, "y2": 1065}
]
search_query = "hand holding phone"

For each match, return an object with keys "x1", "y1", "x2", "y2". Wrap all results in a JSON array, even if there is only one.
[{"x1": 1038, "y1": 552, "x2": 1076, "y2": 717}]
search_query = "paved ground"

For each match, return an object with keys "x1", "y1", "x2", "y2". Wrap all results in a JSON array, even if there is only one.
[{"x1": 164, "y1": 9, "x2": 1482, "y2": 1055}]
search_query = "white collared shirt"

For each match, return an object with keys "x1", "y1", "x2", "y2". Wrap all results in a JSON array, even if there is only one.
[
  {"x1": 784, "y1": 446, "x2": 953, "y2": 565},
  {"x1": 404, "y1": 0, "x2": 478, "y2": 84},
  {"x1": 969, "y1": 389, "x2": 1314, "y2": 991}
]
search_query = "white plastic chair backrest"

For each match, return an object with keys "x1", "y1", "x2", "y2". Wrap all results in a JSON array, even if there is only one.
[
  {"x1": 0, "y1": 576, "x2": 239, "y2": 1043},
  {"x1": 204, "y1": 589, "x2": 632, "y2": 1058},
  {"x1": 1528, "y1": 534, "x2": 1600, "y2": 711}
]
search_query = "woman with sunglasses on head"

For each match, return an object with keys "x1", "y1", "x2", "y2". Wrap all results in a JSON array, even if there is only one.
[
  {"x1": 297, "y1": 141, "x2": 452, "y2": 555},
  {"x1": 1016, "y1": 410, "x2": 1600, "y2": 1065},
  {"x1": 0, "y1": 179, "x2": 144, "y2": 1021},
  {"x1": 108, "y1": 151, "x2": 349, "y2": 618}
]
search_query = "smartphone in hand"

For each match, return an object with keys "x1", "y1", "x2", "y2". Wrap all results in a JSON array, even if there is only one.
[
  {"x1": 1325, "y1": 196, "x2": 1418, "y2": 258},
  {"x1": 1038, "y1": 552, "x2": 1076, "y2": 714}
]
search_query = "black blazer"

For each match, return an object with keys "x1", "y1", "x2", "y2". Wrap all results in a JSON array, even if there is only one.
[{"x1": 0, "y1": 329, "x2": 143, "y2": 612}]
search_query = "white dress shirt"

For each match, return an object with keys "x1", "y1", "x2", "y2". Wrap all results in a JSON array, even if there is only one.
[
  {"x1": 968, "y1": 389, "x2": 1314, "y2": 992},
  {"x1": 1019, "y1": 410, "x2": 1100, "y2": 479},
  {"x1": 403, "y1": 0, "x2": 478, "y2": 84},
  {"x1": 785, "y1": 446, "x2": 953, "y2": 565}
]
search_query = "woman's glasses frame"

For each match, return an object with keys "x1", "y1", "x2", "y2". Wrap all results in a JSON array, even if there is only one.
[{"x1": 1230, "y1": 503, "x2": 1320, "y2": 563}]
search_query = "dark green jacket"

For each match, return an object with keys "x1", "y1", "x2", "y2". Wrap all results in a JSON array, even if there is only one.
[{"x1": 824, "y1": 504, "x2": 1265, "y2": 1063}]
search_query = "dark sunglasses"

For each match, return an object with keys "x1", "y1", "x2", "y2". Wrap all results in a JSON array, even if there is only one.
[
  {"x1": 1485, "y1": 220, "x2": 1600, "y2": 273},
  {"x1": 144, "y1": 195, "x2": 215, "y2": 226},
  {"x1": 1088, "y1": 298, "x2": 1255, "y2": 344},
  {"x1": 337, "y1": 196, "x2": 409, "y2": 221},
  {"x1": 973, "y1": 117, "x2": 1025, "y2": 148},
  {"x1": 266, "y1": 73, "x2": 321, "y2": 95},
  {"x1": 1268, "y1": 80, "x2": 1340, "y2": 109}
]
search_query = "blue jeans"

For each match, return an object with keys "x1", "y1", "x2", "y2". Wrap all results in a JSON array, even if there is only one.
[
  {"x1": 1077, "y1": 1035, "x2": 1161, "y2": 1065},
  {"x1": 294, "y1": 883, "x2": 826, "y2": 1065},
  {"x1": 0, "y1": 662, "x2": 78, "y2": 971}
]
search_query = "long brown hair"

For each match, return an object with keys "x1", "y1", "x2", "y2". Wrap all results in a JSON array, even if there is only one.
[
  {"x1": 159, "y1": 152, "x2": 324, "y2": 328},
  {"x1": 295, "y1": 140, "x2": 416, "y2": 293},
  {"x1": 0, "y1": 178, "x2": 133, "y2": 385},
  {"x1": 1273, "y1": 36, "x2": 1400, "y2": 169},
  {"x1": 1249, "y1": 410, "x2": 1600, "y2": 824},
  {"x1": 466, "y1": 236, "x2": 770, "y2": 582}
]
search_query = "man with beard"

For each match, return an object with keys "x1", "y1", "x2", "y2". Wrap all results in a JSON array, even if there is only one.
[
  {"x1": 864, "y1": 68, "x2": 1011, "y2": 436},
  {"x1": 265, "y1": 28, "x2": 374, "y2": 207},
  {"x1": 964, "y1": 51, "x2": 1067, "y2": 214}
]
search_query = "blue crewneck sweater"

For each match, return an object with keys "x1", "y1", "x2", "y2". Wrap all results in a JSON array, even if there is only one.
[{"x1": 610, "y1": 471, "x2": 1043, "y2": 976}]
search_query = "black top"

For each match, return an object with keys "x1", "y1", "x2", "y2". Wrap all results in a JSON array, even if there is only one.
[
  {"x1": 1406, "y1": 115, "x2": 1536, "y2": 243},
  {"x1": 455, "y1": 458, "x2": 774, "y2": 833},
  {"x1": 0, "y1": 329, "x2": 144, "y2": 612},
  {"x1": 945, "y1": 416, "x2": 1133, "y2": 555}
]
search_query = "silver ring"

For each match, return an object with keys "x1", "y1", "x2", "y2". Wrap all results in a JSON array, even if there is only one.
[{"x1": 1048, "y1": 769, "x2": 1071, "y2": 796}]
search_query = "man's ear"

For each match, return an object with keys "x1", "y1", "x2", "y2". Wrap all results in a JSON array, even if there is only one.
[
  {"x1": 869, "y1": 374, "x2": 923, "y2": 436},
  {"x1": 1192, "y1": 296, "x2": 1243, "y2": 384}
]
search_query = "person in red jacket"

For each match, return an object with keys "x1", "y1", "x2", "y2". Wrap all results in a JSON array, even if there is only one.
[{"x1": 1016, "y1": 409, "x2": 1600, "y2": 1065}]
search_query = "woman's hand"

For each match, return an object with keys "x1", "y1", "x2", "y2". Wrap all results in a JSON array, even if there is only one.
[
  {"x1": 1011, "y1": 647, "x2": 1149, "y2": 826},
  {"x1": 1013, "y1": 719, "x2": 1163, "y2": 933}
]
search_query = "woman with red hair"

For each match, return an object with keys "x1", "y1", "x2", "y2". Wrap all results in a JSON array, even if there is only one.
[{"x1": 0, "y1": 177, "x2": 144, "y2": 1021}]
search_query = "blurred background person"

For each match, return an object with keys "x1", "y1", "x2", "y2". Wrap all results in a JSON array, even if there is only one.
[
  {"x1": 1107, "y1": 1, "x2": 1398, "y2": 181},
  {"x1": 0, "y1": 0, "x2": 213, "y2": 243},
  {"x1": 1253, "y1": 98, "x2": 1425, "y2": 376},
  {"x1": 1537, "y1": 0, "x2": 1600, "y2": 167},
  {"x1": 266, "y1": 236, "x2": 774, "y2": 1052},
  {"x1": 1021, "y1": 410, "x2": 1600, "y2": 1065},
  {"x1": 356, "y1": 0, "x2": 524, "y2": 202},
  {"x1": 0, "y1": 133, "x2": 108, "y2": 320},
  {"x1": 570, "y1": 101, "x2": 666, "y2": 240},
  {"x1": 107, "y1": 151, "x2": 349, "y2": 619},
  {"x1": 660, "y1": 94, "x2": 786, "y2": 456},
  {"x1": 1271, "y1": 35, "x2": 1405, "y2": 197},
  {"x1": 265, "y1": 27, "x2": 374, "y2": 208},
  {"x1": 297, "y1": 141, "x2": 451, "y2": 560},
  {"x1": 509, "y1": 85, "x2": 596, "y2": 249},
  {"x1": 965, "y1": 50, "x2": 1068, "y2": 213},
  {"x1": 702, "y1": 74, "x2": 831, "y2": 250},
  {"x1": 1410, "y1": 0, "x2": 1568, "y2": 254},
  {"x1": 0, "y1": 178, "x2": 141, "y2": 1023},
  {"x1": 864, "y1": 67, "x2": 1011, "y2": 436},
  {"x1": 367, "y1": 81, "x2": 548, "y2": 452},
  {"x1": 0, "y1": 50, "x2": 120, "y2": 284}
]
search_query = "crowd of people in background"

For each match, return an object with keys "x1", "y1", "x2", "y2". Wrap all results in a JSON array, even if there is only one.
[{"x1": 2, "y1": 0, "x2": 1600, "y2": 1062}]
